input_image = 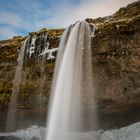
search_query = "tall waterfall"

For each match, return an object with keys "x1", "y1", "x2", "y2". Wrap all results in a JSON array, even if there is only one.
[{"x1": 46, "y1": 21, "x2": 97, "y2": 140}]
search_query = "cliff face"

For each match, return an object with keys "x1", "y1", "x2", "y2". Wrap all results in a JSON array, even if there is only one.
[
  {"x1": 0, "y1": 36, "x2": 25, "y2": 110},
  {"x1": 88, "y1": 1, "x2": 140, "y2": 128},
  {"x1": 93, "y1": 1, "x2": 140, "y2": 109},
  {"x1": 0, "y1": 30, "x2": 63, "y2": 111},
  {"x1": 0, "y1": 1, "x2": 140, "y2": 129}
]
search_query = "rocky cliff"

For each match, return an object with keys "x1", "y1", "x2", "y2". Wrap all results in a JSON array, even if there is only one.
[
  {"x1": 87, "y1": 1, "x2": 140, "y2": 129},
  {"x1": 0, "y1": 1, "x2": 140, "y2": 130},
  {"x1": 0, "y1": 29, "x2": 63, "y2": 110}
]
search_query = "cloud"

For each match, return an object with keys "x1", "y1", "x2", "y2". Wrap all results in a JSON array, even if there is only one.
[
  {"x1": 42, "y1": 0, "x2": 137, "y2": 28},
  {"x1": 0, "y1": 12, "x2": 22, "y2": 27},
  {"x1": 0, "y1": 0, "x2": 137, "y2": 40},
  {"x1": 0, "y1": 26, "x2": 19, "y2": 39}
]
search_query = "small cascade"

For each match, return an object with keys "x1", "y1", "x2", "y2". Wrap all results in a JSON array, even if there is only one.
[
  {"x1": 6, "y1": 36, "x2": 30, "y2": 132},
  {"x1": 90, "y1": 23, "x2": 98, "y2": 37},
  {"x1": 45, "y1": 21, "x2": 97, "y2": 140}
]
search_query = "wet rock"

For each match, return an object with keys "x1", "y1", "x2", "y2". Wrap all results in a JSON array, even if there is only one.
[
  {"x1": 31, "y1": 137, "x2": 39, "y2": 140},
  {"x1": 0, "y1": 136, "x2": 21, "y2": 140},
  {"x1": 85, "y1": 1, "x2": 140, "y2": 129}
]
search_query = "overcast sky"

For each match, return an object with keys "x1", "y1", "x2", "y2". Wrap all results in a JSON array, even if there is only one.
[{"x1": 0, "y1": 0, "x2": 137, "y2": 40}]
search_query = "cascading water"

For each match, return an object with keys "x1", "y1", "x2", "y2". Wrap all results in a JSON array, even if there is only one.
[
  {"x1": 5, "y1": 20, "x2": 97, "y2": 139},
  {"x1": 2, "y1": 20, "x2": 140, "y2": 140},
  {"x1": 45, "y1": 21, "x2": 97, "y2": 140},
  {"x1": 6, "y1": 31, "x2": 59, "y2": 132},
  {"x1": 6, "y1": 36, "x2": 30, "y2": 132}
]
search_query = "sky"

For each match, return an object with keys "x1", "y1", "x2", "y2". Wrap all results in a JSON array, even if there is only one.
[{"x1": 0, "y1": 0, "x2": 137, "y2": 40}]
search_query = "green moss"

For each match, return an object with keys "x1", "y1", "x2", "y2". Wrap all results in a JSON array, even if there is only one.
[
  {"x1": 16, "y1": 104, "x2": 31, "y2": 109},
  {"x1": 0, "y1": 81, "x2": 12, "y2": 109},
  {"x1": 114, "y1": 1, "x2": 140, "y2": 18},
  {"x1": 29, "y1": 28, "x2": 64, "y2": 39},
  {"x1": 0, "y1": 37, "x2": 25, "y2": 62}
]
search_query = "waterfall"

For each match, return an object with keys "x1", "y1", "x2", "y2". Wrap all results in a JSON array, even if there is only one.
[
  {"x1": 6, "y1": 20, "x2": 97, "y2": 138},
  {"x1": 6, "y1": 30, "x2": 60, "y2": 132},
  {"x1": 46, "y1": 21, "x2": 97, "y2": 140},
  {"x1": 6, "y1": 36, "x2": 30, "y2": 132}
]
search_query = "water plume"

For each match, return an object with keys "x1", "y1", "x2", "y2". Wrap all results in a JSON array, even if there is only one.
[{"x1": 46, "y1": 21, "x2": 97, "y2": 140}]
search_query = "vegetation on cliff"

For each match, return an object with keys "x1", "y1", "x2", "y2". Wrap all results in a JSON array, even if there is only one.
[{"x1": 0, "y1": 28, "x2": 63, "y2": 110}]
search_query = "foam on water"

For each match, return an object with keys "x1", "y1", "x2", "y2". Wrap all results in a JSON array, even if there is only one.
[{"x1": 1, "y1": 122, "x2": 140, "y2": 140}]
